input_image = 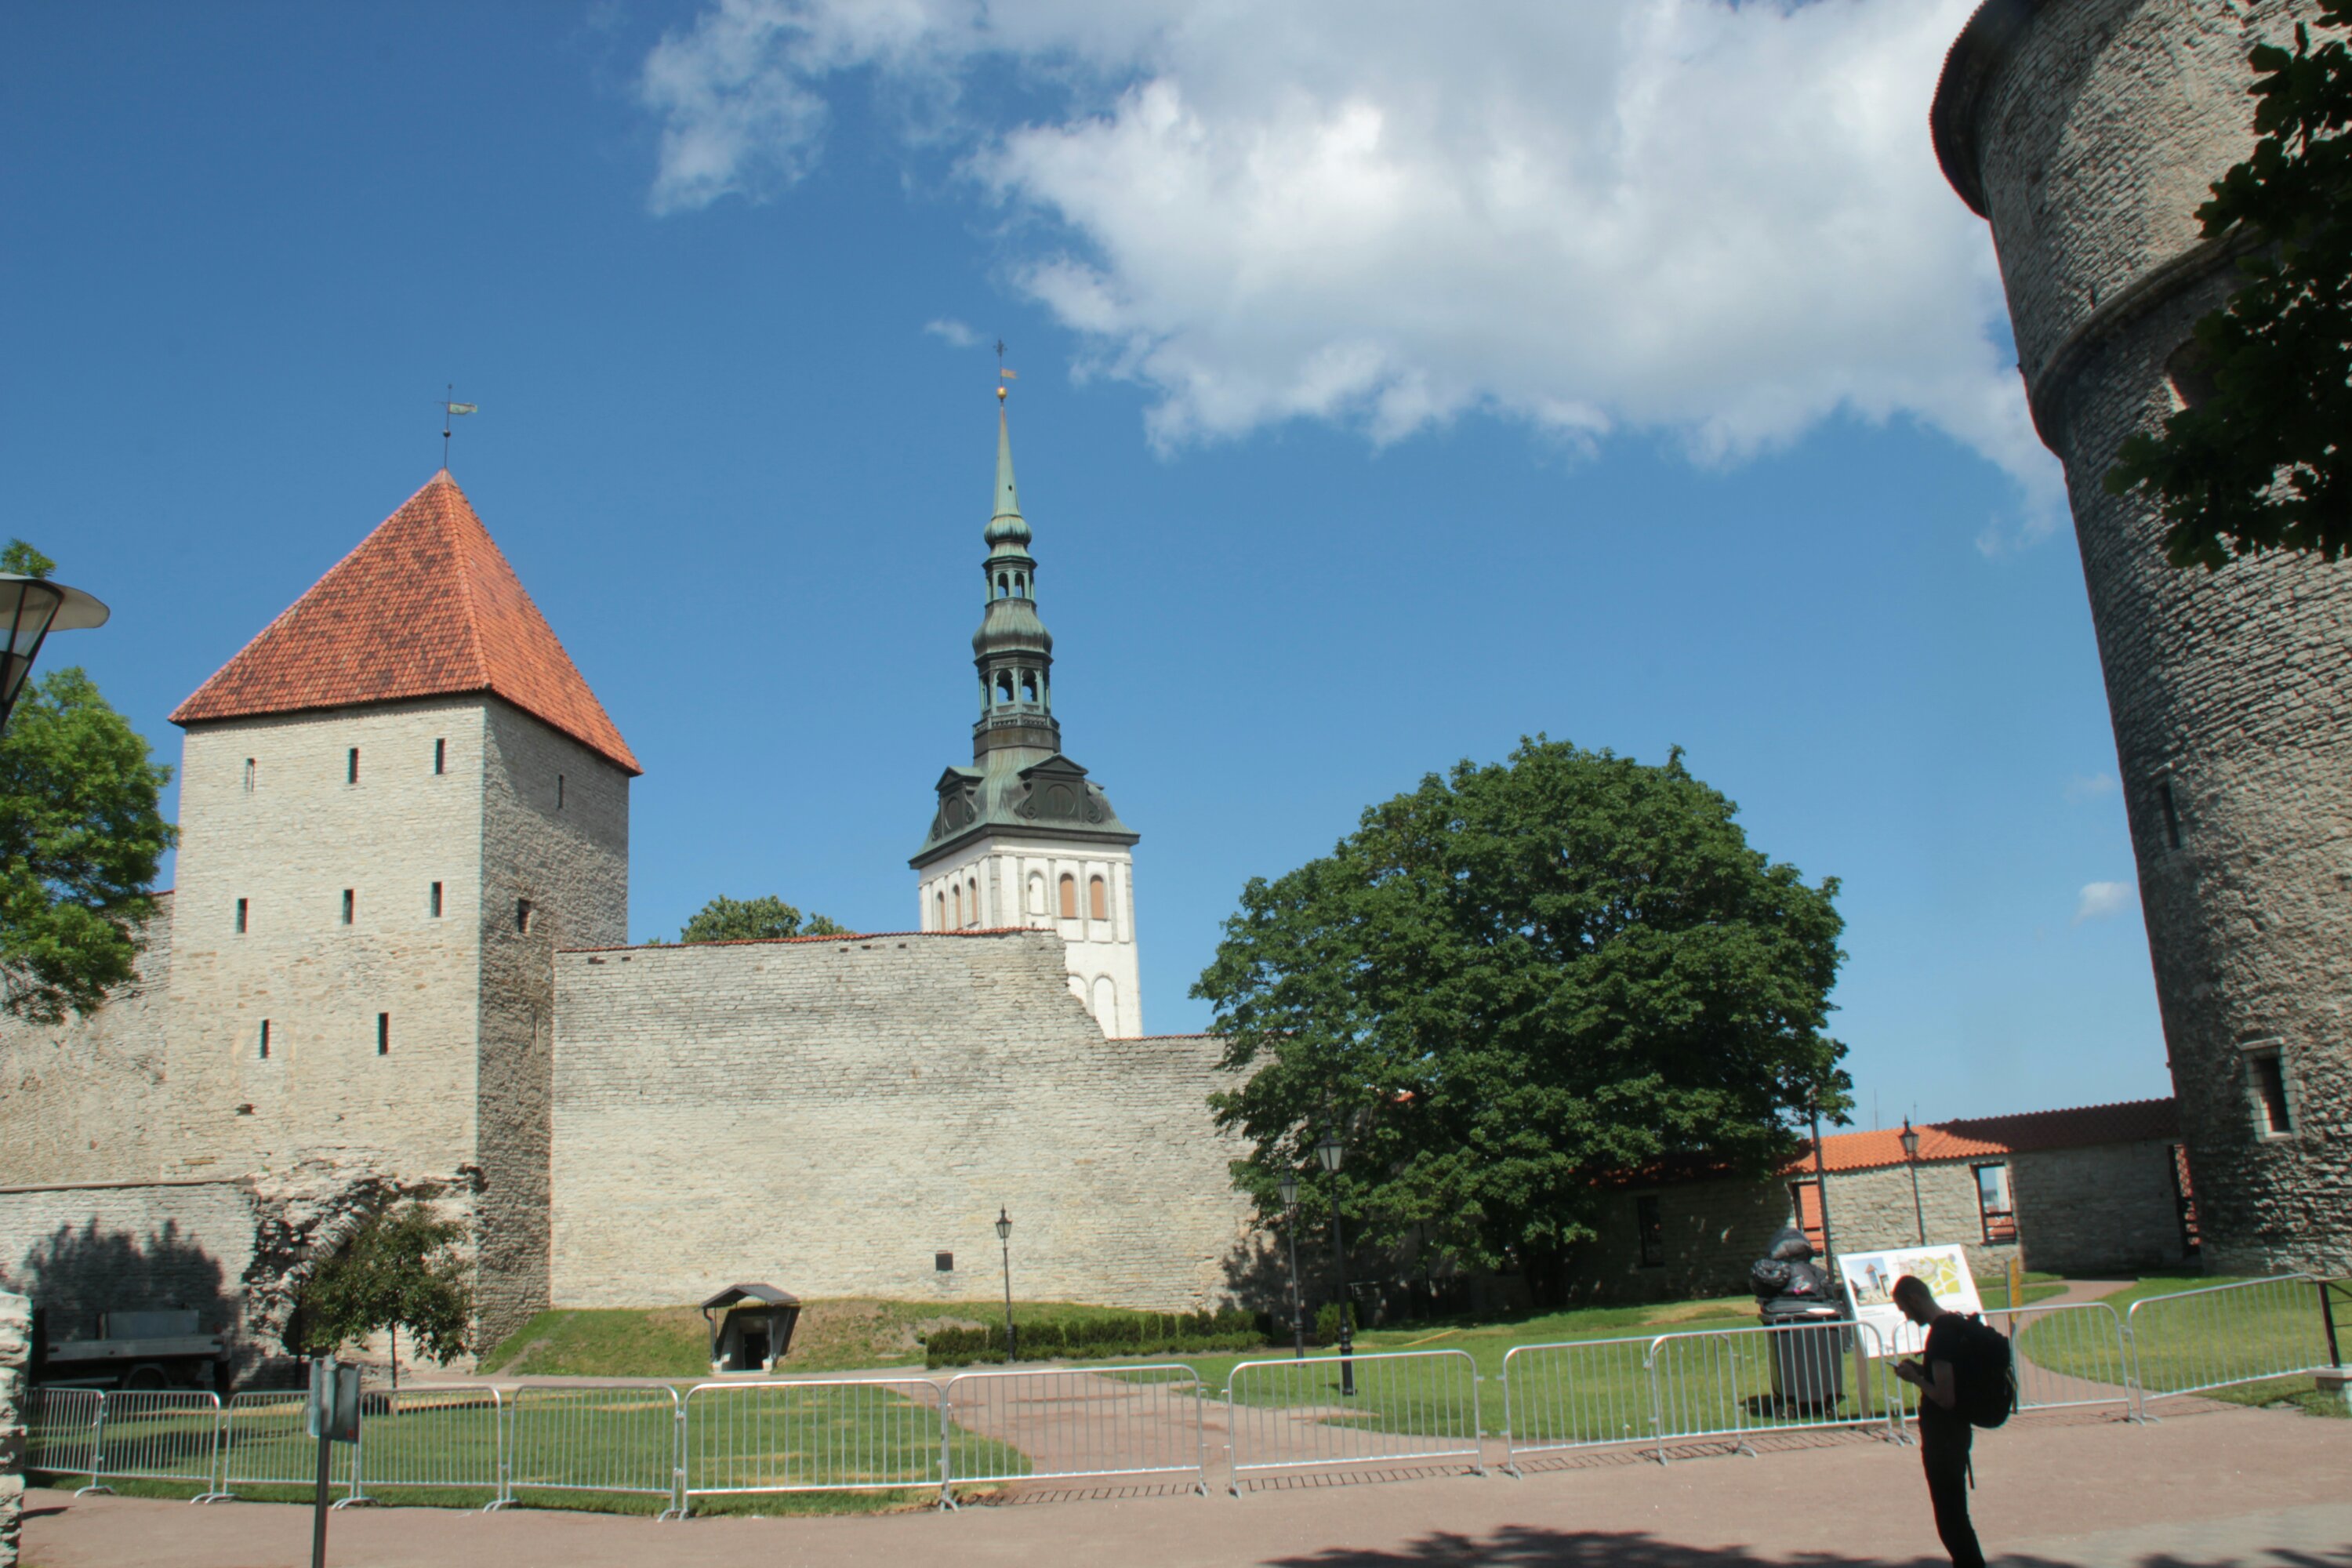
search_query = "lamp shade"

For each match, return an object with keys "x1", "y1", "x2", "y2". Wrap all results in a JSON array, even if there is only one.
[
  {"x1": 1315, "y1": 1133, "x2": 1343, "y2": 1174},
  {"x1": 1277, "y1": 1171, "x2": 1298, "y2": 1208},
  {"x1": 0, "y1": 575, "x2": 107, "y2": 729},
  {"x1": 1899, "y1": 1118, "x2": 1920, "y2": 1159},
  {"x1": 994, "y1": 1207, "x2": 1012, "y2": 1241}
]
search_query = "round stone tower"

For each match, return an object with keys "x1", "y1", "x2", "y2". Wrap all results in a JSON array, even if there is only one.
[{"x1": 1933, "y1": 0, "x2": 2349, "y2": 1274}]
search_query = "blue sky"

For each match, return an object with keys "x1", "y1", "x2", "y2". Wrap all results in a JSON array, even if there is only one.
[{"x1": 3, "y1": 2, "x2": 2166, "y2": 1127}]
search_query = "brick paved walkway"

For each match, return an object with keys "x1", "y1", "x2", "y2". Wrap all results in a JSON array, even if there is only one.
[{"x1": 21, "y1": 1399, "x2": 2352, "y2": 1566}]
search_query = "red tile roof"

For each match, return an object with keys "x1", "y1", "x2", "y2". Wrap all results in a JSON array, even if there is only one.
[
  {"x1": 1795, "y1": 1097, "x2": 2179, "y2": 1174},
  {"x1": 172, "y1": 472, "x2": 639, "y2": 774}
]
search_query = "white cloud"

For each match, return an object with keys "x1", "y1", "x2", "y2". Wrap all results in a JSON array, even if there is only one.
[
  {"x1": 2063, "y1": 772, "x2": 2117, "y2": 804},
  {"x1": 924, "y1": 317, "x2": 983, "y2": 348},
  {"x1": 640, "y1": 0, "x2": 2063, "y2": 514},
  {"x1": 2074, "y1": 881, "x2": 2134, "y2": 925}
]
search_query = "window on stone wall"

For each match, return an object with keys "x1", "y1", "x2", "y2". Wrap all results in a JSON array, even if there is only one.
[
  {"x1": 1089, "y1": 875, "x2": 1108, "y2": 921},
  {"x1": 951, "y1": 884, "x2": 963, "y2": 927},
  {"x1": 430, "y1": 881, "x2": 443, "y2": 918},
  {"x1": 936, "y1": 1251, "x2": 954, "y2": 1272},
  {"x1": 376, "y1": 1012, "x2": 390, "y2": 1055},
  {"x1": 558, "y1": 773, "x2": 565, "y2": 809},
  {"x1": 1058, "y1": 873, "x2": 1077, "y2": 920},
  {"x1": 935, "y1": 890, "x2": 946, "y2": 930},
  {"x1": 1789, "y1": 1179, "x2": 1825, "y2": 1251},
  {"x1": 347, "y1": 747, "x2": 360, "y2": 785},
  {"x1": 259, "y1": 1019, "x2": 270, "y2": 1059},
  {"x1": 341, "y1": 889, "x2": 354, "y2": 926},
  {"x1": 2158, "y1": 778, "x2": 2183, "y2": 850},
  {"x1": 2249, "y1": 1049, "x2": 2293, "y2": 1135},
  {"x1": 243, "y1": 757, "x2": 256, "y2": 792},
  {"x1": 434, "y1": 738, "x2": 446, "y2": 775},
  {"x1": 517, "y1": 898, "x2": 533, "y2": 935},
  {"x1": 1636, "y1": 1195, "x2": 1664, "y2": 1268},
  {"x1": 235, "y1": 898, "x2": 249, "y2": 935},
  {"x1": 1974, "y1": 1163, "x2": 2016, "y2": 1244}
]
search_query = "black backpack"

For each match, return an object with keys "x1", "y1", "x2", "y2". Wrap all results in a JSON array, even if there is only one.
[{"x1": 1943, "y1": 1312, "x2": 2017, "y2": 1429}]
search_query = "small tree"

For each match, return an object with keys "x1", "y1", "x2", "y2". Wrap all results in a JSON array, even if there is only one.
[
  {"x1": 2106, "y1": 3, "x2": 2352, "y2": 568},
  {"x1": 296, "y1": 1203, "x2": 473, "y2": 1389},
  {"x1": 0, "y1": 648, "x2": 176, "y2": 1023},
  {"x1": 679, "y1": 893, "x2": 846, "y2": 942}
]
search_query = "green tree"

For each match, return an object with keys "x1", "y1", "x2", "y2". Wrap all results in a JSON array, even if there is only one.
[
  {"x1": 0, "y1": 666, "x2": 176, "y2": 1023},
  {"x1": 2107, "y1": 4, "x2": 2352, "y2": 568},
  {"x1": 2, "y1": 539, "x2": 57, "y2": 579},
  {"x1": 679, "y1": 893, "x2": 846, "y2": 942},
  {"x1": 1195, "y1": 738, "x2": 1849, "y2": 1305},
  {"x1": 295, "y1": 1202, "x2": 473, "y2": 1390}
]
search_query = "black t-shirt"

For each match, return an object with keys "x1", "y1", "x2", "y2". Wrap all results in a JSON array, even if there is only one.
[{"x1": 1918, "y1": 1312, "x2": 1971, "y2": 1443}]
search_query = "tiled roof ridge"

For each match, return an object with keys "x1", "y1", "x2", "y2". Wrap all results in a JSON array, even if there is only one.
[
  {"x1": 1795, "y1": 1094, "x2": 2179, "y2": 1174},
  {"x1": 561, "y1": 926, "x2": 1050, "y2": 954},
  {"x1": 435, "y1": 471, "x2": 494, "y2": 706}
]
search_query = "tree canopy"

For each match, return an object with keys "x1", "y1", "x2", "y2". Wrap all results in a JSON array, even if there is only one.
[
  {"x1": 2107, "y1": 4, "x2": 2352, "y2": 568},
  {"x1": 1194, "y1": 738, "x2": 1849, "y2": 1302},
  {"x1": 294, "y1": 1202, "x2": 473, "y2": 1388},
  {"x1": 0, "y1": 666, "x2": 176, "y2": 1024},
  {"x1": 679, "y1": 893, "x2": 847, "y2": 943}
]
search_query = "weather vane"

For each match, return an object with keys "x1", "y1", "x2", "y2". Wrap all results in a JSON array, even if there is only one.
[
  {"x1": 441, "y1": 384, "x2": 477, "y2": 467},
  {"x1": 996, "y1": 339, "x2": 1016, "y2": 402}
]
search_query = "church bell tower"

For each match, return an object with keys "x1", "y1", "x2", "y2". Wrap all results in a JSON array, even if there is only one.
[{"x1": 911, "y1": 387, "x2": 1142, "y2": 1036}]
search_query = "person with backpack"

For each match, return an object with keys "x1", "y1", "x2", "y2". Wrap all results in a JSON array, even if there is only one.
[{"x1": 1889, "y1": 1273, "x2": 2008, "y2": 1568}]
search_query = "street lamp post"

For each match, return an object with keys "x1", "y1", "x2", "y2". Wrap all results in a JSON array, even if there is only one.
[
  {"x1": 0, "y1": 573, "x2": 109, "y2": 733},
  {"x1": 1278, "y1": 1171, "x2": 1305, "y2": 1359},
  {"x1": 1900, "y1": 1119, "x2": 1926, "y2": 1246},
  {"x1": 1315, "y1": 1131, "x2": 1355, "y2": 1397},
  {"x1": 994, "y1": 1207, "x2": 1017, "y2": 1361}
]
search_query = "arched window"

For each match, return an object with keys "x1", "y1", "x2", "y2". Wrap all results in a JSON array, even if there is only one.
[
  {"x1": 1028, "y1": 872, "x2": 1047, "y2": 916},
  {"x1": 996, "y1": 572, "x2": 1009, "y2": 597},
  {"x1": 967, "y1": 877, "x2": 980, "y2": 926},
  {"x1": 1020, "y1": 669, "x2": 1039, "y2": 702},
  {"x1": 952, "y1": 884, "x2": 963, "y2": 928},
  {"x1": 1058, "y1": 873, "x2": 1077, "y2": 920},
  {"x1": 1016, "y1": 573, "x2": 1028, "y2": 597},
  {"x1": 1089, "y1": 874, "x2": 1109, "y2": 921},
  {"x1": 996, "y1": 670, "x2": 1015, "y2": 703},
  {"x1": 1092, "y1": 975, "x2": 1116, "y2": 1025},
  {"x1": 935, "y1": 891, "x2": 946, "y2": 929}
]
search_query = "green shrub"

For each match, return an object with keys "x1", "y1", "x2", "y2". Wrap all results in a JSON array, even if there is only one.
[
  {"x1": 1313, "y1": 1300, "x2": 1356, "y2": 1346},
  {"x1": 921, "y1": 1308, "x2": 1266, "y2": 1368}
]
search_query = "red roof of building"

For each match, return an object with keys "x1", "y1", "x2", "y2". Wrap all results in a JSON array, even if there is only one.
[
  {"x1": 172, "y1": 472, "x2": 640, "y2": 774},
  {"x1": 1795, "y1": 1097, "x2": 2179, "y2": 1175}
]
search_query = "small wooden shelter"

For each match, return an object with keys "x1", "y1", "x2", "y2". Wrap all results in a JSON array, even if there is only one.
[{"x1": 700, "y1": 1283, "x2": 801, "y2": 1374}]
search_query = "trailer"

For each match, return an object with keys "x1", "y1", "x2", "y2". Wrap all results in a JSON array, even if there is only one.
[{"x1": 35, "y1": 1308, "x2": 228, "y2": 1392}]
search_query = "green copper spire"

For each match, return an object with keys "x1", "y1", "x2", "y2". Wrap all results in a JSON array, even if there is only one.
[{"x1": 985, "y1": 401, "x2": 1030, "y2": 547}]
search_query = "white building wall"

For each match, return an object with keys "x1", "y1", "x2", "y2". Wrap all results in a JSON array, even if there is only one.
[{"x1": 916, "y1": 833, "x2": 1143, "y2": 1037}]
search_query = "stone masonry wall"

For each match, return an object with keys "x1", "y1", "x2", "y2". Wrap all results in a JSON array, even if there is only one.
[
  {"x1": 474, "y1": 700, "x2": 630, "y2": 1348},
  {"x1": 2011, "y1": 1138, "x2": 2189, "y2": 1274},
  {"x1": 0, "y1": 1181, "x2": 259, "y2": 1349},
  {"x1": 0, "y1": 902, "x2": 172, "y2": 1187},
  {"x1": 1950, "y1": 0, "x2": 2351, "y2": 1273},
  {"x1": 1, "y1": 1289, "x2": 25, "y2": 1568},
  {"x1": 550, "y1": 930, "x2": 1253, "y2": 1310},
  {"x1": 1813, "y1": 1162, "x2": 2021, "y2": 1279}
]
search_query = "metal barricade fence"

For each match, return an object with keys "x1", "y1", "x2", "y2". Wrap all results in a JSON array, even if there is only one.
[
  {"x1": 349, "y1": 1385, "x2": 505, "y2": 1504},
  {"x1": 941, "y1": 1365, "x2": 1207, "y2": 1502},
  {"x1": 1497, "y1": 1334, "x2": 1660, "y2": 1471},
  {"x1": 25, "y1": 1386, "x2": 102, "y2": 1488},
  {"x1": 678, "y1": 1377, "x2": 947, "y2": 1515},
  {"x1": 1646, "y1": 1320, "x2": 1895, "y2": 1460},
  {"x1": 2126, "y1": 1275, "x2": 2332, "y2": 1416},
  {"x1": 499, "y1": 1384, "x2": 683, "y2": 1516},
  {"x1": 1225, "y1": 1348, "x2": 1483, "y2": 1492},
  {"x1": 1991, "y1": 1302, "x2": 2135, "y2": 1416},
  {"x1": 220, "y1": 1389, "x2": 358, "y2": 1503},
  {"x1": 85, "y1": 1389, "x2": 228, "y2": 1501}
]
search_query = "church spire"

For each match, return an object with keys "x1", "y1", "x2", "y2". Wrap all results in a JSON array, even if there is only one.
[{"x1": 971, "y1": 393, "x2": 1058, "y2": 762}]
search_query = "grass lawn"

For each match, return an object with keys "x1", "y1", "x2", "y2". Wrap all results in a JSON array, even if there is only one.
[{"x1": 2009, "y1": 1275, "x2": 2347, "y2": 1419}]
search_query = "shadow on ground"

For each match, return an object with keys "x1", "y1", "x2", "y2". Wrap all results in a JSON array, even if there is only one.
[{"x1": 1263, "y1": 1526, "x2": 2352, "y2": 1567}]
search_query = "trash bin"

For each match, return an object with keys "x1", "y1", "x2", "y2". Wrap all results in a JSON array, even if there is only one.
[{"x1": 1760, "y1": 1298, "x2": 1847, "y2": 1412}]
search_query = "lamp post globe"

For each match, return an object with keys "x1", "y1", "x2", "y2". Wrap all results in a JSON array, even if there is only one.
[
  {"x1": 1277, "y1": 1171, "x2": 1304, "y2": 1358},
  {"x1": 1316, "y1": 1133, "x2": 1344, "y2": 1174},
  {"x1": 994, "y1": 1207, "x2": 1016, "y2": 1360},
  {"x1": 0, "y1": 574, "x2": 108, "y2": 733},
  {"x1": 1900, "y1": 1119, "x2": 1926, "y2": 1246}
]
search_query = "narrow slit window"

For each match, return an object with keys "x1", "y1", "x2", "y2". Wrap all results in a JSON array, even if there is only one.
[
  {"x1": 341, "y1": 889, "x2": 354, "y2": 926},
  {"x1": 430, "y1": 881, "x2": 443, "y2": 918},
  {"x1": 2158, "y1": 778, "x2": 2183, "y2": 850},
  {"x1": 376, "y1": 1012, "x2": 390, "y2": 1055},
  {"x1": 557, "y1": 774, "x2": 565, "y2": 809},
  {"x1": 516, "y1": 898, "x2": 533, "y2": 935},
  {"x1": 243, "y1": 757, "x2": 256, "y2": 793},
  {"x1": 347, "y1": 747, "x2": 360, "y2": 785},
  {"x1": 1636, "y1": 1195, "x2": 1664, "y2": 1269},
  {"x1": 951, "y1": 884, "x2": 963, "y2": 928},
  {"x1": 235, "y1": 898, "x2": 249, "y2": 935},
  {"x1": 967, "y1": 877, "x2": 980, "y2": 927},
  {"x1": 935, "y1": 891, "x2": 946, "y2": 929},
  {"x1": 2250, "y1": 1051, "x2": 2292, "y2": 1134},
  {"x1": 434, "y1": 738, "x2": 446, "y2": 775},
  {"x1": 259, "y1": 1020, "x2": 271, "y2": 1060}
]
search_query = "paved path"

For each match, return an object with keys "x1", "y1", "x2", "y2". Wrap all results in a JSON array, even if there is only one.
[{"x1": 24, "y1": 1399, "x2": 2351, "y2": 1566}]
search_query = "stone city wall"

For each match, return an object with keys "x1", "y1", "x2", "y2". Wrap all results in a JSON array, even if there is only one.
[
  {"x1": 0, "y1": 902, "x2": 172, "y2": 1189},
  {"x1": 550, "y1": 930, "x2": 1254, "y2": 1311},
  {"x1": 0, "y1": 1180, "x2": 260, "y2": 1349}
]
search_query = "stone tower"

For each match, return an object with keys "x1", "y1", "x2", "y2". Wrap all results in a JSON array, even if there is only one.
[
  {"x1": 1933, "y1": 0, "x2": 2350, "y2": 1272},
  {"x1": 913, "y1": 394, "x2": 1144, "y2": 1036},
  {"x1": 164, "y1": 471, "x2": 637, "y2": 1337}
]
